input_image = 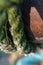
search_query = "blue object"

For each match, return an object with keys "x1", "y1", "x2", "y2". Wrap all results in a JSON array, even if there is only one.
[{"x1": 14, "y1": 52, "x2": 43, "y2": 65}]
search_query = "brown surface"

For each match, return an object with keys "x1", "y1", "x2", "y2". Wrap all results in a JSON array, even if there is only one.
[
  {"x1": 21, "y1": 0, "x2": 43, "y2": 41},
  {"x1": 30, "y1": 7, "x2": 43, "y2": 38},
  {"x1": 30, "y1": 0, "x2": 43, "y2": 40}
]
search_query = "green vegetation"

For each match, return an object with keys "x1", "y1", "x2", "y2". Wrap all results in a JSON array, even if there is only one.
[{"x1": 0, "y1": 0, "x2": 28, "y2": 52}]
